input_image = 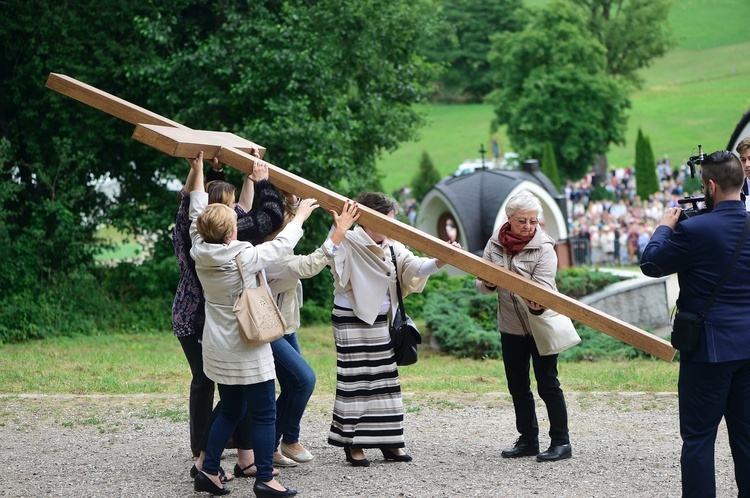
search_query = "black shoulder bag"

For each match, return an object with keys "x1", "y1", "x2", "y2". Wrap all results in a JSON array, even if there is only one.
[
  {"x1": 672, "y1": 213, "x2": 750, "y2": 353},
  {"x1": 388, "y1": 246, "x2": 422, "y2": 366}
]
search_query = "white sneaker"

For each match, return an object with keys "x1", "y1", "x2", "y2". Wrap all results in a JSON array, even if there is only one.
[
  {"x1": 280, "y1": 441, "x2": 315, "y2": 463},
  {"x1": 272, "y1": 453, "x2": 299, "y2": 467}
]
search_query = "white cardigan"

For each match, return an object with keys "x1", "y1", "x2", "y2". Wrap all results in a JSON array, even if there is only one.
[
  {"x1": 265, "y1": 239, "x2": 336, "y2": 333},
  {"x1": 188, "y1": 191, "x2": 303, "y2": 385}
]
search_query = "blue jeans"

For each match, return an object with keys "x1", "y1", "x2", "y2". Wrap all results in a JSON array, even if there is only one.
[
  {"x1": 203, "y1": 380, "x2": 276, "y2": 482},
  {"x1": 271, "y1": 333, "x2": 316, "y2": 447}
]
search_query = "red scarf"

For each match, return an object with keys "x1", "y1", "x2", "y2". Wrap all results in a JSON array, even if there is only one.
[{"x1": 499, "y1": 222, "x2": 534, "y2": 255}]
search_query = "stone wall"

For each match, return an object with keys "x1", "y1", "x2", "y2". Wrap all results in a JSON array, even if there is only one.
[{"x1": 579, "y1": 275, "x2": 671, "y2": 331}]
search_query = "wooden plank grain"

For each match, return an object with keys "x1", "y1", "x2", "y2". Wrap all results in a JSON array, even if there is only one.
[{"x1": 46, "y1": 73, "x2": 188, "y2": 129}]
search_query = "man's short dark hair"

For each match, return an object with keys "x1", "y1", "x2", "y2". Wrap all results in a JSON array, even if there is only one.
[{"x1": 700, "y1": 150, "x2": 743, "y2": 191}]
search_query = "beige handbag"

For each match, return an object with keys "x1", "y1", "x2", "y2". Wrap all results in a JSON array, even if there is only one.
[
  {"x1": 233, "y1": 254, "x2": 286, "y2": 344},
  {"x1": 522, "y1": 304, "x2": 581, "y2": 356},
  {"x1": 502, "y1": 251, "x2": 580, "y2": 356}
]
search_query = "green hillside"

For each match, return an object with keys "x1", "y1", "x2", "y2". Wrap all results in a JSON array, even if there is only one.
[{"x1": 376, "y1": 0, "x2": 750, "y2": 194}]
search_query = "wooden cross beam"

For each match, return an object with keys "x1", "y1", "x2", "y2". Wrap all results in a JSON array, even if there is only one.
[{"x1": 45, "y1": 72, "x2": 676, "y2": 362}]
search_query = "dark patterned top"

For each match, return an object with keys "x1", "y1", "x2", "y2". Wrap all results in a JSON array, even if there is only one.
[{"x1": 171, "y1": 179, "x2": 285, "y2": 338}]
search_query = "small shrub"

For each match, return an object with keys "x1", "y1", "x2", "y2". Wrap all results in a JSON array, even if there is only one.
[
  {"x1": 405, "y1": 271, "x2": 468, "y2": 319},
  {"x1": 422, "y1": 269, "x2": 627, "y2": 361},
  {"x1": 588, "y1": 184, "x2": 615, "y2": 203},
  {"x1": 0, "y1": 257, "x2": 174, "y2": 344},
  {"x1": 424, "y1": 278, "x2": 502, "y2": 359},
  {"x1": 556, "y1": 267, "x2": 621, "y2": 299},
  {"x1": 300, "y1": 302, "x2": 332, "y2": 326}
]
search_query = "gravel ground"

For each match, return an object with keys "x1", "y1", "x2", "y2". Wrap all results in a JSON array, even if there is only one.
[{"x1": 0, "y1": 391, "x2": 738, "y2": 497}]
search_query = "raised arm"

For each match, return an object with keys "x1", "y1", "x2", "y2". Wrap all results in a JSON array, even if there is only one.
[
  {"x1": 205, "y1": 157, "x2": 225, "y2": 183},
  {"x1": 236, "y1": 177, "x2": 285, "y2": 245},
  {"x1": 237, "y1": 149, "x2": 266, "y2": 212},
  {"x1": 186, "y1": 151, "x2": 205, "y2": 193},
  {"x1": 329, "y1": 200, "x2": 360, "y2": 245}
]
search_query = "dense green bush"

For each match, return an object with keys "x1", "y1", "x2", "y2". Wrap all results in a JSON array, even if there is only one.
[
  {"x1": 0, "y1": 269, "x2": 172, "y2": 344},
  {"x1": 556, "y1": 267, "x2": 621, "y2": 299},
  {"x1": 300, "y1": 301, "x2": 333, "y2": 326},
  {"x1": 402, "y1": 271, "x2": 467, "y2": 318},
  {"x1": 0, "y1": 234, "x2": 177, "y2": 344},
  {"x1": 423, "y1": 269, "x2": 627, "y2": 361},
  {"x1": 423, "y1": 278, "x2": 501, "y2": 359}
]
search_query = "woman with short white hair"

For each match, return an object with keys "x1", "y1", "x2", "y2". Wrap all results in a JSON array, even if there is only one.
[{"x1": 476, "y1": 189, "x2": 572, "y2": 463}]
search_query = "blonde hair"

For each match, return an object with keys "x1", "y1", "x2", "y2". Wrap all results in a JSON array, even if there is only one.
[
  {"x1": 197, "y1": 203, "x2": 237, "y2": 243},
  {"x1": 206, "y1": 180, "x2": 236, "y2": 206}
]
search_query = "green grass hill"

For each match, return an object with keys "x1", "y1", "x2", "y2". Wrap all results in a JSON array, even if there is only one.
[{"x1": 376, "y1": 0, "x2": 750, "y2": 195}]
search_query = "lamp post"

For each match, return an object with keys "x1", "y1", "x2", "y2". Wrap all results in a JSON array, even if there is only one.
[{"x1": 479, "y1": 143, "x2": 487, "y2": 169}]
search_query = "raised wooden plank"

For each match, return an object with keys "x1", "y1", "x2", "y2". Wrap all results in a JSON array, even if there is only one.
[
  {"x1": 133, "y1": 125, "x2": 676, "y2": 361},
  {"x1": 132, "y1": 125, "x2": 264, "y2": 159},
  {"x1": 49, "y1": 73, "x2": 675, "y2": 361},
  {"x1": 46, "y1": 73, "x2": 266, "y2": 158}
]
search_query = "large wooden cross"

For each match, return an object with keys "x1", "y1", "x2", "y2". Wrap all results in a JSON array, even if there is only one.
[{"x1": 46, "y1": 72, "x2": 676, "y2": 361}]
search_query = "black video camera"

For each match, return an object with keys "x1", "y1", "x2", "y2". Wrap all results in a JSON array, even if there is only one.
[{"x1": 677, "y1": 144, "x2": 708, "y2": 221}]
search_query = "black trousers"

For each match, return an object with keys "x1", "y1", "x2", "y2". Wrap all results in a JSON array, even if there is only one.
[
  {"x1": 678, "y1": 357, "x2": 750, "y2": 498},
  {"x1": 178, "y1": 325, "x2": 215, "y2": 454},
  {"x1": 501, "y1": 332, "x2": 570, "y2": 446}
]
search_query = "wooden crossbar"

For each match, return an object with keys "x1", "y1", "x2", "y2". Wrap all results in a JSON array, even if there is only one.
[{"x1": 45, "y1": 72, "x2": 676, "y2": 361}]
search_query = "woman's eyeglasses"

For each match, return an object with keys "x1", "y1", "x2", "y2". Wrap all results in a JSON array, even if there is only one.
[{"x1": 511, "y1": 217, "x2": 539, "y2": 226}]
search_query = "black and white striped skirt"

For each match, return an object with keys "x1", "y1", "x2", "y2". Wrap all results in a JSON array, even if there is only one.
[{"x1": 327, "y1": 306, "x2": 404, "y2": 449}]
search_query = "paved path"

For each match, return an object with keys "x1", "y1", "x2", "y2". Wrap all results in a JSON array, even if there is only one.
[{"x1": 0, "y1": 391, "x2": 739, "y2": 497}]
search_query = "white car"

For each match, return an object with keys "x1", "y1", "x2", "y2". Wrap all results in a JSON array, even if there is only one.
[
  {"x1": 452, "y1": 153, "x2": 520, "y2": 176},
  {"x1": 453, "y1": 159, "x2": 490, "y2": 176}
]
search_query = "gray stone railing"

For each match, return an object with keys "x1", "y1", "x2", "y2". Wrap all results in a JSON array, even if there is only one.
[{"x1": 579, "y1": 273, "x2": 671, "y2": 332}]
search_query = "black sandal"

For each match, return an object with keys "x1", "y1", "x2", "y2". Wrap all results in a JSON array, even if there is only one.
[
  {"x1": 190, "y1": 464, "x2": 234, "y2": 483},
  {"x1": 233, "y1": 462, "x2": 280, "y2": 478}
]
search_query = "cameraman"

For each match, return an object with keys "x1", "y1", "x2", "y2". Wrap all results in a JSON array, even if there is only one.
[{"x1": 640, "y1": 150, "x2": 750, "y2": 498}]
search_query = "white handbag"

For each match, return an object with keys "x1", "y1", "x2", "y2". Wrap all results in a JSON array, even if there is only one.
[
  {"x1": 502, "y1": 250, "x2": 580, "y2": 356},
  {"x1": 521, "y1": 303, "x2": 581, "y2": 356}
]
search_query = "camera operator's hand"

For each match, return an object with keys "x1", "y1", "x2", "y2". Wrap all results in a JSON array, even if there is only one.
[{"x1": 659, "y1": 207, "x2": 682, "y2": 230}]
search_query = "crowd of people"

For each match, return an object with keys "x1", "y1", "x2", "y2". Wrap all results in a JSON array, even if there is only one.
[{"x1": 566, "y1": 158, "x2": 699, "y2": 266}]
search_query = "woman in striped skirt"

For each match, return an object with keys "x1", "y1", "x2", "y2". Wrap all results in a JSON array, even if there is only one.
[{"x1": 326, "y1": 192, "x2": 459, "y2": 466}]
